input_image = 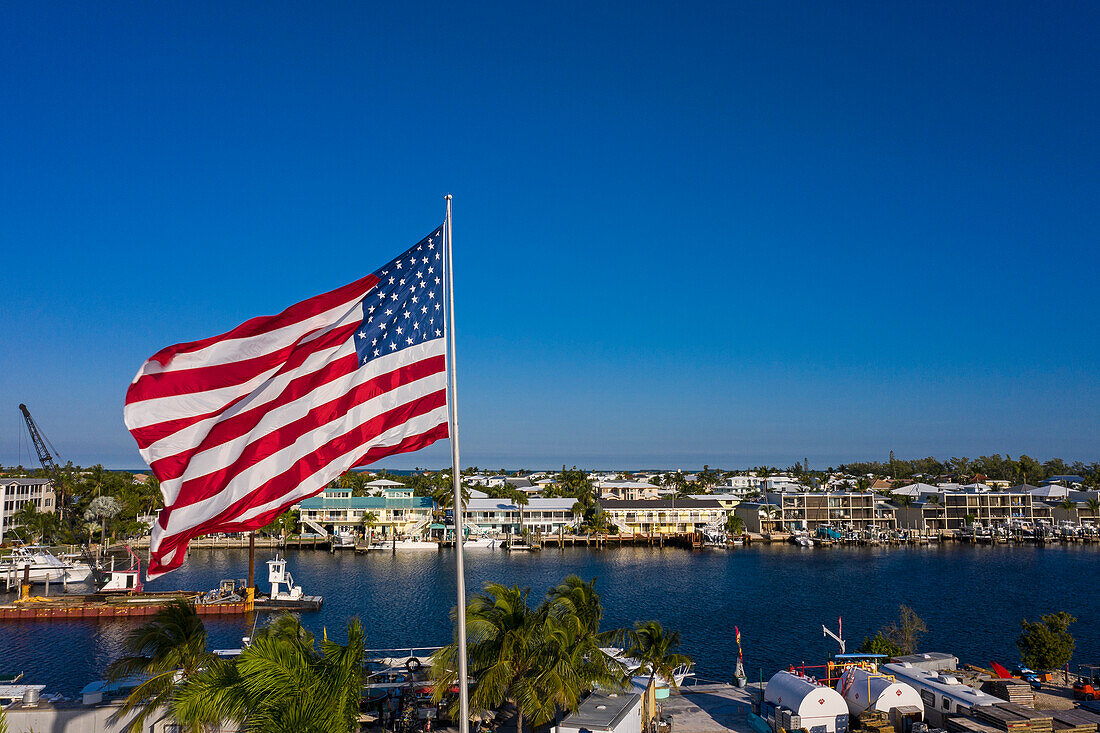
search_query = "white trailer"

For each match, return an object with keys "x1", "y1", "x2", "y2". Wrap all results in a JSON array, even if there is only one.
[{"x1": 882, "y1": 663, "x2": 1002, "y2": 728}]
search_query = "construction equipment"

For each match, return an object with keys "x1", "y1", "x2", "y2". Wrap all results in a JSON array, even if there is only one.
[
  {"x1": 1074, "y1": 666, "x2": 1100, "y2": 701},
  {"x1": 18, "y1": 404, "x2": 104, "y2": 587},
  {"x1": 19, "y1": 404, "x2": 68, "y2": 520}
]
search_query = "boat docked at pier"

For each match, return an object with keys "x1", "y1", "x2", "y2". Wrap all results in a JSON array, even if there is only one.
[
  {"x1": 600, "y1": 647, "x2": 694, "y2": 698},
  {"x1": 0, "y1": 545, "x2": 95, "y2": 586}
]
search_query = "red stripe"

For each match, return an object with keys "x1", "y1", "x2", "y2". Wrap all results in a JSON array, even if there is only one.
[
  {"x1": 150, "y1": 399, "x2": 448, "y2": 572},
  {"x1": 131, "y1": 322, "x2": 359, "y2": 450},
  {"x1": 150, "y1": 351, "x2": 442, "y2": 484},
  {"x1": 169, "y1": 360, "x2": 446, "y2": 511},
  {"x1": 131, "y1": 408, "x2": 229, "y2": 452},
  {"x1": 140, "y1": 274, "x2": 378, "y2": 368},
  {"x1": 126, "y1": 316, "x2": 359, "y2": 405},
  {"x1": 148, "y1": 422, "x2": 448, "y2": 577},
  {"x1": 148, "y1": 352, "x2": 359, "y2": 482}
]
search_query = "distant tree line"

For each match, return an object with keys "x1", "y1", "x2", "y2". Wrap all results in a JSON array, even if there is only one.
[{"x1": 836, "y1": 454, "x2": 1099, "y2": 486}]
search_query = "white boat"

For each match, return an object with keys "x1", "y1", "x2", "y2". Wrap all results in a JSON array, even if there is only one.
[
  {"x1": 333, "y1": 531, "x2": 358, "y2": 549},
  {"x1": 392, "y1": 538, "x2": 438, "y2": 550},
  {"x1": 600, "y1": 647, "x2": 694, "y2": 698},
  {"x1": 460, "y1": 536, "x2": 498, "y2": 549},
  {"x1": 0, "y1": 545, "x2": 95, "y2": 585},
  {"x1": 789, "y1": 532, "x2": 814, "y2": 547}
]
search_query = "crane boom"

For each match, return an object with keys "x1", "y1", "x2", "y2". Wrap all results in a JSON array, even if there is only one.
[
  {"x1": 18, "y1": 404, "x2": 105, "y2": 585},
  {"x1": 19, "y1": 404, "x2": 66, "y2": 519},
  {"x1": 19, "y1": 403, "x2": 61, "y2": 475}
]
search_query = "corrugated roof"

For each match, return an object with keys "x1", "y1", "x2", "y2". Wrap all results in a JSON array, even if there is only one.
[{"x1": 599, "y1": 498, "x2": 723, "y2": 510}]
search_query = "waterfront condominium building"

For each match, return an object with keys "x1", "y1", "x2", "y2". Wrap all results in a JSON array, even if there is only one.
[
  {"x1": 0, "y1": 478, "x2": 56, "y2": 543},
  {"x1": 735, "y1": 492, "x2": 896, "y2": 534},
  {"x1": 892, "y1": 489, "x2": 1037, "y2": 532},
  {"x1": 598, "y1": 498, "x2": 727, "y2": 535},
  {"x1": 595, "y1": 479, "x2": 670, "y2": 501},
  {"x1": 295, "y1": 486, "x2": 434, "y2": 538},
  {"x1": 462, "y1": 497, "x2": 577, "y2": 535}
]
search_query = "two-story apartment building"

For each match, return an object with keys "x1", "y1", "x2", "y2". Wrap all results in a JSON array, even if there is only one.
[
  {"x1": 595, "y1": 479, "x2": 669, "y2": 501},
  {"x1": 462, "y1": 498, "x2": 577, "y2": 535},
  {"x1": 296, "y1": 487, "x2": 434, "y2": 538},
  {"x1": 0, "y1": 478, "x2": 56, "y2": 542},
  {"x1": 599, "y1": 499, "x2": 726, "y2": 535}
]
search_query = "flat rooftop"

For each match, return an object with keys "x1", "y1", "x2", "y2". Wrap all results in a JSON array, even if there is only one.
[
  {"x1": 560, "y1": 691, "x2": 640, "y2": 731},
  {"x1": 660, "y1": 684, "x2": 761, "y2": 733}
]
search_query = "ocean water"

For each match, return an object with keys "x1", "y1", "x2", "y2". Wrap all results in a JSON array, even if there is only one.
[{"x1": 3, "y1": 543, "x2": 1098, "y2": 695}]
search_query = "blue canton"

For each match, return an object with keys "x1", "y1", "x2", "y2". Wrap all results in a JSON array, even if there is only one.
[{"x1": 354, "y1": 226, "x2": 446, "y2": 367}]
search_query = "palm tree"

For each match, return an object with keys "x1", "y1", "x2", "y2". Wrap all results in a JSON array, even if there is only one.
[
  {"x1": 359, "y1": 511, "x2": 378, "y2": 542},
  {"x1": 624, "y1": 620, "x2": 692, "y2": 694},
  {"x1": 1086, "y1": 497, "x2": 1100, "y2": 519},
  {"x1": 726, "y1": 514, "x2": 744, "y2": 538},
  {"x1": 174, "y1": 615, "x2": 365, "y2": 733},
  {"x1": 547, "y1": 575, "x2": 619, "y2": 643},
  {"x1": 106, "y1": 599, "x2": 217, "y2": 733},
  {"x1": 526, "y1": 609, "x2": 626, "y2": 725},
  {"x1": 432, "y1": 583, "x2": 543, "y2": 733},
  {"x1": 762, "y1": 504, "x2": 780, "y2": 533},
  {"x1": 514, "y1": 490, "x2": 530, "y2": 536}
]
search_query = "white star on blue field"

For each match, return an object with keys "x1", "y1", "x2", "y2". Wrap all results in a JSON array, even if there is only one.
[{"x1": 354, "y1": 228, "x2": 445, "y2": 367}]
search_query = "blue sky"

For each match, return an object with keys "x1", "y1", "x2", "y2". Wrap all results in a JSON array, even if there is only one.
[{"x1": 2, "y1": 1, "x2": 1097, "y2": 470}]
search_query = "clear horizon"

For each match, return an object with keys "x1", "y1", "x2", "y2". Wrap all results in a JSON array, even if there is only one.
[{"x1": 2, "y1": 1, "x2": 1097, "y2": 471}]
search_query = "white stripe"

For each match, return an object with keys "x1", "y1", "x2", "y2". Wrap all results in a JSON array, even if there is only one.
[
  {"x1": 141, "y1": 338, "x2": 357, "y2": 473},
  {"x1": 128, "y1": 287, "x2": 371, "y2": 382},
  {"x1": 155, "y1": 340, "x2": 444, "y2": 506},
  {"x1": 124, "y1": 302, "x2": 365, "y2": 431},
  {"x1": 156, "y1": 371, "x2": 447, "y2": 538},
  {"x1": 234, "y1": 409, "x2": 447, "y2": 524},
  {"x1": 149, "y1": 405, "x2": 449, "y2": 555}
]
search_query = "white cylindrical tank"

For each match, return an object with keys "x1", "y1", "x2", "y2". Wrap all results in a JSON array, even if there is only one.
[
  {"x1": 838, "y1": 667, "x2": 924, "y2": 717},
  {"x1": 765, "y1": 671, "x2": 849, "y2": 733}
]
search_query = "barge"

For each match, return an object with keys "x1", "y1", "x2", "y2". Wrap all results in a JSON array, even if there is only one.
[{"x1": 0, "y1": 553, "x2": 321, "y2": 621}]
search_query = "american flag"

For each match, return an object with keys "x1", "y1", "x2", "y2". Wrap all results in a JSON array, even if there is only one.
[{"x1": 124, "y1": 227, "x2": 450, "y2": 578}]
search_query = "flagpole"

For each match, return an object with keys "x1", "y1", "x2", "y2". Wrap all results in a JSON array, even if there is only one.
[{"x1": 443, "y1": 193, "x2": 470, "y2": 733}]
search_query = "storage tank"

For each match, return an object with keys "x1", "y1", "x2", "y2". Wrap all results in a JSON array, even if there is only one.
[
  {"x1": 764, "y1": 671, "x2": 850, "y2": 733},
  {"x1": 837, "y1": 666, "x2": 924, "y2": 718}
]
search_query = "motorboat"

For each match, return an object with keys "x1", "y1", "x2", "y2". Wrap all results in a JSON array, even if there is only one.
[
  {"x1": 0, "y1": 545, "x2": 95, "y2": 586},
  {"x1": 460, "y1": 536, "x2": 498, "y2": 549},
  {"x1": 789, "y1": 532, "x2": 814, "y2": 547},
  {"x1": 392, "y1": 538, "x2": 439, "y2": 550},
  {"x1": 333, "y1": 530, "x2": 358, "y2": 549}
]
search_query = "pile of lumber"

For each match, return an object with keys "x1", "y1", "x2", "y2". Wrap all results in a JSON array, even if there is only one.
[
  {"x1": 948, "y1": 717, "x2": 1003, "y2": 733},
  {"x1": 1051, "y1": 710, "x2": 1100, "y2": 733},
  {"x1": 972, "y1": 704, "x2": 1052, "y2": 733},
  {"x1": 983, "y1": 680, "x2": 1035, "y2": 705}
]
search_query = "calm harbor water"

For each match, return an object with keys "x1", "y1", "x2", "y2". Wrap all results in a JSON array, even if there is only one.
[{"x1": 3, "y1": 543, "x2": 1098, "y2": 695}]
